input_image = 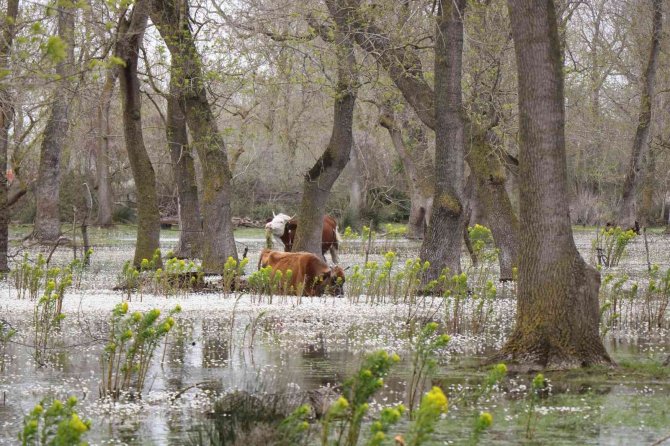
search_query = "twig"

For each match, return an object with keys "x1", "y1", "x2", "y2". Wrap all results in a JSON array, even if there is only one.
[
  {"x1": 643, "y1": 227, "x2": 651, "y2": 272},
  {"x1": 169, "y1": 381, "x2": 217, "y2": 402},
  {"x1": 651, "y1": 432, "x2": 670, "y2": 446},
  {"x1": 364, "y1": 220, "x2": 373, "y2": 264}
]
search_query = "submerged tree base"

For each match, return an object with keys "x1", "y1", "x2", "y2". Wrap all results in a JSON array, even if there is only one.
[{"x1": 490, "y1": 335, "x2": 614, "y2": 373}]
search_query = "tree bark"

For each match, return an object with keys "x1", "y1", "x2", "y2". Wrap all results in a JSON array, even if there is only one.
[
  {"x1": 292, "y1": 0, "x2": 357, "y2": 257},
  {"x1": 419, "y1": 0, "x2": 467, "y2": 280},
  {"x1": 0, "y1": 0, "x2": 19, "y2": 272},
  {"x1": 496, "y1": 0, "x2": 611, "y2": 370},
  {"x1": 346, "y1": 143, "x2": 364, "y2": 229},
  {"x1": 378, "y1": 105, "x2": 433, "y2": 239},
  {"x1": 34, "y1": 2, "x2": 75, "y2": 242},
  {"x1": 167, "y1": 70, "x2": 202, "y2": 258},
  {"x1": 618, "y1": 0, "x2": 662, "y2": 228},
  {"x1": 150, "y1": 0, "x2": 238, "y2": 272},
  {"x1": 467, "y1": 131, "x2": 520, "y2": 280},
  {"x1": 115, "y1": 1, "x2": 162, "y2": 267},
  {"x1": 94, "y1": 68, "x2": 117, "y2": 227}
]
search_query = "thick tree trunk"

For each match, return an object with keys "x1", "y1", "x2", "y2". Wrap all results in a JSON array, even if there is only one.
[
  {"x1": 115, "y1": 1, "x2": 162, "y2": 268},
  {"x1": 419, "y1": 0, "x2": 467, "y2": 280},
  {"x1": 379, "y1": 106, "x2": 433, "y2": 240},
  {"x1": 292, "y1": 0, "x2": 357, "y2": 257},
  {"x1": 496, "y1": 0, "x2": 611, "y2": 370},
  {"x1": 0, "y1": 0, "x2": 18, "y2": 272},
  {"x1": 167, "y1": 72, "x2": 202, "y2": 258},
  {"x1": 468, "y1": 131, "x2": 520, "y2": 280},
  {"x1": 618, "y1": 0, "x2": 662, "y2": 228},
  {"x1": 95, "y1": 68, "x2": 117, "y2": 227},
  {"x1": 150, "y1": 0, "x2": 238, "y2": 272},
  {"x1": 34, "y1": 3, "x2": 75, "y2": 242},
  {"x1": 341, "y1": 0, "x2": 519, "y2": 278}
]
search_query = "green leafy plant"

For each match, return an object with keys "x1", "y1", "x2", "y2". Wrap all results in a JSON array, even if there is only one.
[
  {"x1": 33, "y1": 268, "x2": 73, "y2": 365},
  {"x1": 70, "y1": 248, "x2": 93, "y2": 290},
  {"x1": 321, "y1": 350, "x2": 400, "y2": 446},
  {"x1": 406, "y1": 322, "x2": 450, "y2": 418},
  {"x1": 593, "y1": 226, "x2": 636, "y2": 267},
  {"x1": 100, "y1": 302, "x2": 181, "y2": 400},
  {"x1": 365, "y1": 404, "x2": 405, "y2": 446},
  {"x1": 0, "y1": 319, "x2": 16, "y2": 371},
  {"x1": 277, "y1": 404, "x2": 311, "y2": 446},
  {"x1": 404, "y1": 386, "x2": 449, "y2": 446},
  {"x1": 18, "y1": 396, "x2": 90, "y2": 446},
  {"x1": 11, "y1": 253, "x2": 46, "y2": 300},
  {"x1": 222, "y1": 256, "x2": 249, "y2": 295},
  {"x1": 471, "y1": 411, "x2": 493, "y2": 445},
  {"x1": 525, "y1": 373, "x2": 546, "y2": 439},
  {"x1": 642, "y1": 265, "x2": 670, "y2": 329}
]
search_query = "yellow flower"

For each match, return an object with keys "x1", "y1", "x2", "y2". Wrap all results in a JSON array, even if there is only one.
[
  {"x1": 478, "y1": 411, "x2": 493, "y2": 428},
  {"x1": 424, "y1": 386, "x2": 448, "y2": 413},
  {"x1": 68, "y1": 413, "x2": 89, "y2": 433},
  {"x1": 495, "y1": 363, "x2": 507, "y2": 375}
]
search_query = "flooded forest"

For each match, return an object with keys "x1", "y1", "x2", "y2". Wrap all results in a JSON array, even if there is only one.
[{"x1": 0, "y1": 0, "x2": 669, "y2": 445}]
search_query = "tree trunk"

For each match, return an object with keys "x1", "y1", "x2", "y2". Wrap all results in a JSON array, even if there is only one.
[
  {"x1": 618, "y1": 0, "x2": 662, "y2": 228},
  {"x1": 34, "y1": 3, "x2": 75, "y2": 242},
  {"x1": 379, "y1": 105, "x2": 433, "y2": 240},
  {"x1": 419, "y1": 0, "x2": 467, "y2": 280},
  {"x1": 150, "y1": 0, "x2": 238, "y2": 273},
  {"x1": 292, "y1": 0, "x2": 357, "y2": 257},
  {"x1": 95, "y1": 68, "x2": 117, "y2": 227},
  {"x1": 115, "y1": 0, "x2": 162, "y2": 268},
  {"x1": 0, "y1": 0, "x2": 18, "y2": 272},
  {"x1": 496, "y1": 0, "x2": 611, "y2": 370},
  {"x1": 346, "y1": 143, "x2": 364, "y2": 229},
  {"x1": 468, "y1": 131, "x2": 520, "y2": 280},
  {"x1": 167, "y1": 71, "x2": 202, "y2": 258}
]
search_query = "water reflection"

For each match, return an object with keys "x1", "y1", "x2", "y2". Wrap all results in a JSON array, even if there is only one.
[{"x1": 1, "y1": 310, "x2": 668, "y2": 445}]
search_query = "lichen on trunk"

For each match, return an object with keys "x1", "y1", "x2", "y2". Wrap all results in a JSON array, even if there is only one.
[
  {"x1": 167, "y1": 71, "x2": 202, "y2": 259},
  {"x1": 150, "y1": 0, "x2": 238, "y2": 273},
  {"x1": 115, "y1": 0, "x2": 162, "y2": 268}
]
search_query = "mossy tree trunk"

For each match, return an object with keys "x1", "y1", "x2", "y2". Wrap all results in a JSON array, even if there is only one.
[
  {"x1": 467, "y1": 131, "x2": 520, "y2": 280},
  {"x1": 150, "y1": 0, "x2": 238, "y2": 272},
  {"x1": 34, "y1": 2, "x2": 75, "y2": 242},
  {"x1": 496, "y1": 0, "x2": 611, "y2": 370},
  {"x1": 0, "y1": 0, "x2": 18, "y2": 272},
  {"x1": 94, "y1": 67, "x2": 117, "y2": 227},
  {"x1": 618, "y1": 0, "x2": 662, "y2": 228},
  {"x1": 115, "y1": 0, "x2": 162, "y2": 268},
  {"x1": 418, "y1": 0, "x2": 467, "y2": 280},
  {"x1": 291, "y1": 0, "x2": 357, "y2": 257},
  {"x1": 167, "y1": 70, "x2": 202, "y2": 258}
]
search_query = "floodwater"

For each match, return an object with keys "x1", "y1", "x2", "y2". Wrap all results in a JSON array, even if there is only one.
[{"x1": 0, "y1": 229, "x2": 668, "y2": 445}]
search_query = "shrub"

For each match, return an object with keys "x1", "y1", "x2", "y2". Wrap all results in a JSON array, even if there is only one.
[
  {"x1": 33, "y1": 268, "x2": 73, "y2": 364},
  {"x1": 593, "y1": 226, "x2": 636, "y2": 267},
  {"x1": 18, "y1": 396, "x2": 90, "y2": 446},
  {"x1": 100, "y1": 303, "x2": 181, "y2": 400}
]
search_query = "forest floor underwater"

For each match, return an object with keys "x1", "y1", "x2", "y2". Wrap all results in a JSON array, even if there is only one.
[{"x1": 0, "y1": 224, "x2": 668, "y2": 445}]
